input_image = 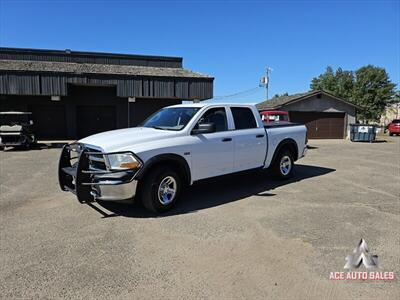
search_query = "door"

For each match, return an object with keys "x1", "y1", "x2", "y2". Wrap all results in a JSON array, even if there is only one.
[
  {"x1": 289, "y1": 112, "x2": 318, "y2": 138},
  {"x1": 290, "y1": 111, "x2": 345, "y2": 139},
  {"x1": 190, "y1": 107, "x2": 234, "y2": 181},
  {"x1": 29, "y1": 104, "x2": 67, "y2": 139},
  {"x1": 76, "y1": 105, "x2": 116, "y2": 139},
  {"x1": 230, "y1": 107, "x2": 267, "y2": 172}
]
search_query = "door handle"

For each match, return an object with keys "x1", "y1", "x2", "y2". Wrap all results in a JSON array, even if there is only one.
[
  {"x1": 256, "y1": 134, "x2": 264, "y2": 138},
  {"x1": 222, "y1": 138, "x2": 232, "y2": 142}
]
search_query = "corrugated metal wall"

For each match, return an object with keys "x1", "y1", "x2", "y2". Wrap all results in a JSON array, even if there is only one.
[
  {"x1": 0, "y1": 74, "x2": 40, "y2": 95},
  {"x1": 0, "y1": 72, "x2": 213, "y2": 100}
]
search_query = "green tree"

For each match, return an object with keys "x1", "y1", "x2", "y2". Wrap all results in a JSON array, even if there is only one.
[
  {"x1": 353, "y1": 65, "x2": 397, "y2": 122},
  {"x1": 310, "y1": 65, "x2": 397, "y2": 122},
  {"x1": 272, "y1": 92, "x2": 289, "y2": 98},
  {"x1": 394, "y1": 91, "x2": 400, "y2": 104},
  {"x1": 334, "y1": 68, "x2": 354, "y2": 100},
  {"x1": 310, "y1": 66, "x2": 336, "y2": 93},
  {"x1": 310, "y1": 66, "x2": 354, "y2": 99}
]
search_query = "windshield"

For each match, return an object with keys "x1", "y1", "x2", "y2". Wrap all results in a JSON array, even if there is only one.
[
  {"x1": 268, "y1": 114, "x2": 289, "y2": 122},
  {"x1": 141, "y1": 107, "x2": 200, "y2": 131},
  {"x1": 261, "y1": 113, "x2": 289, "y2": 122}
]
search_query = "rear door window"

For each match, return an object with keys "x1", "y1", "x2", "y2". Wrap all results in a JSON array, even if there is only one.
[{"x1": 231, "y1": 107, "x2": 257, "y2": 130}]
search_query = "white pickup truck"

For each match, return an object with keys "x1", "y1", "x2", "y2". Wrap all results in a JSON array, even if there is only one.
[{"x1": 59, "y1": 103, "x2": 307, "y2": 212}]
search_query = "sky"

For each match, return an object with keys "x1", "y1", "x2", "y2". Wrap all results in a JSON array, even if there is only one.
[{"x1": 0, "y1": 0, "x2": 398, "y2": 103}]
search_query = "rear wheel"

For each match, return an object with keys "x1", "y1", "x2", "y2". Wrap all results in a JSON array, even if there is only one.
[
  {"x1": 272, "y1": 150, "x2": 294, "y2": 179},
  {"x1": 389, "y1": 132, "x2": 394, "y2": 136},
  {"x1": 140, "y1": 166, "x2": 182, "y2": 213}
]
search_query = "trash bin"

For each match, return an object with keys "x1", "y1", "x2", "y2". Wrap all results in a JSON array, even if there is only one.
[{"x1": 350, "y1": 124, "x2": 377, "y2": 142}]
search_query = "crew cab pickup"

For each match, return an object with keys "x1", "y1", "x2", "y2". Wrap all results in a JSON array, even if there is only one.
[{"x1": 59, "y1": 103, "x2": 307, "y2": 213}]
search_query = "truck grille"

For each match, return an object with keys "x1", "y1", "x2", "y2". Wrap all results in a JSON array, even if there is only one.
[
  {"x1": 58, "y1": 143, "x2": 139, "y2": 203},
  {"x1": 58, "y1": 144, "x2": 104, "y2": 202},
  {"x1": 87, "y1": 152, "x2": 107, "y2": 171},
  {"x1": 0, "y1": 135, "x2": 25, "y2": 144}
]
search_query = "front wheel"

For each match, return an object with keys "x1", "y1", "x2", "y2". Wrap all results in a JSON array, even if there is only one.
[
  {"x1": 389, "y1": 132, "x2": 394, "y2": 136},
  {"x1": 140, "y1": 167, "x2": 182, "y2": 213},
  {"x1": 272, "y1": 150, "x2": 294, "y2": 179}
]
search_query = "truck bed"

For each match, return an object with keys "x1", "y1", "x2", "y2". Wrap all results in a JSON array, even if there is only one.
[{"x1": 263, "y1": 122, "x2": 302, "y2": 129}]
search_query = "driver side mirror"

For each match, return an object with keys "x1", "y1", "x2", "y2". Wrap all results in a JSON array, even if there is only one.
[{"x1": 191, "y1": 123, "x2": 216, "y2": 135}]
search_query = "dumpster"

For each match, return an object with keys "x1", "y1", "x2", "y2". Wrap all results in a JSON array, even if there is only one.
[{"x1": 350, "y1": 124, "x2": 377, "y2": 142}]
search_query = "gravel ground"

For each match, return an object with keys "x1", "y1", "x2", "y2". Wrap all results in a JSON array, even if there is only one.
[{"x1": 0, "y1": 137, "x2": 399, "y2": 299}]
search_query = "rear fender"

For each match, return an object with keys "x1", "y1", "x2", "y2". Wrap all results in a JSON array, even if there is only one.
[{"x1": 271, "y1": 138, "x2": 299, "y2": 163}]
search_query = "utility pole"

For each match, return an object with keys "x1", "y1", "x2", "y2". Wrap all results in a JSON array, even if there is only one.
[{"x1": 259, "y1": 66, "x2": 273, "y2": 100}]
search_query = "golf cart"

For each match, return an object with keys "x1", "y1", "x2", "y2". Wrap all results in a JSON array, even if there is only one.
[{"x1": 0, "y1": 111, "x2": 36, "y2": 150}]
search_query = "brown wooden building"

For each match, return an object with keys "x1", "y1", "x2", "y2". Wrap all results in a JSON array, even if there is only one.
[
  {"x1": 257, "y1": 90, "x2": 359, "y2": 139},
  {"x1": 0, "y1": 47, "x2": 213, "y2": 139}
]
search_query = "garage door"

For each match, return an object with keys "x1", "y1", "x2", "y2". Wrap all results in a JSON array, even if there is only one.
[
  {"x1": 29, "y1": 105, "x2": 67, "y2": 139},
  {"x1": 76, "y1": 105, "x2": 116, "y2": 139},
  {"x1": 289, "y1": 112, "x2": 345, "y2": 139}
]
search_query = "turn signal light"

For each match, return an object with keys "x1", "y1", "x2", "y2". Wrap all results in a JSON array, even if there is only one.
[{"x1": 120, "y1": 161, "x2": 140, "y2": 169}]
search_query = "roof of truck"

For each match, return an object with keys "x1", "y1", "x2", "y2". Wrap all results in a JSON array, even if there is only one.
[
  {"x1": 169, "y1": 103, "x2": 255, "y2": 108},
  {"x1": 259, "y1": 110, "x2": 289, "y2": 114}
]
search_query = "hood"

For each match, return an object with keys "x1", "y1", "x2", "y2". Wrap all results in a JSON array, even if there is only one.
[{"x1": 78, "y1": 127, "x2": 180, "y2": 152}]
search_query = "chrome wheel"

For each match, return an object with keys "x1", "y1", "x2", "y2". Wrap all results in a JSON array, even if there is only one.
[
  {"x1": 279, "y1": 155, "x2": 292, "y2": 176},
  {"x1": 157, "y1": 176, "x2": 177, "y2": 205}
]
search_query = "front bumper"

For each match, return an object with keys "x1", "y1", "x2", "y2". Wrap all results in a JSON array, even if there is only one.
[
  {"x1": 0, "y1": 133, "x2": 28, "y2": 146},
  {"x1": 58, "y1": 144, "x2": 140, "y2": 202},
  {"x1": 91, "y1": 180, "x2": 138, "y2": 201}
]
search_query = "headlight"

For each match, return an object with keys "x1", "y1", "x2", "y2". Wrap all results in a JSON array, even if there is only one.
[{"x1": 106, "y1": 153, "x2": 141, "y2": 170}]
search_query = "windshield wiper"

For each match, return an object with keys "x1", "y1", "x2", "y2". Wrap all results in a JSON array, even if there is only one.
[{"x1": 149, "y1": 125, "x2": 168, "y2": 130}]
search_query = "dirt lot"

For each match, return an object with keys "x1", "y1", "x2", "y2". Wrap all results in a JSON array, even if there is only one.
[{"x1": 0, "y1": 137, "x2": 399, "y2": 299}]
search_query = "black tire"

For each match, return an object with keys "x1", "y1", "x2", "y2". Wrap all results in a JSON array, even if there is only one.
[
  {"x1": 389, "y1": 133, "x2": 393, "y2": 136},
  {"x1": 272, "y1": 150, "x2": 294, "y2": 179},
  {"x1": 0, "y1": 146, "x2": 4, "y2": 151},
  {"x1": 140, "y1": 166, "x2": 182, "y2": 213}
]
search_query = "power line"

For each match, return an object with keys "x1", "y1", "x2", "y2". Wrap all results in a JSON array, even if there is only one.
[{"x1": 211, "y1": 86, "x2": 262, "y2": 100}]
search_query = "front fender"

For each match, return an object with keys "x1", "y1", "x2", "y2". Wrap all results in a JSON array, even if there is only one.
[{"x1": 135, "y1": 153, "x2": 191, "y2": 185}]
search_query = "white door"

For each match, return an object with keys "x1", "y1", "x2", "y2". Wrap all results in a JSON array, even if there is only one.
[
  {"x1": 230, "y1": 107, "x2": 267, "y2": 172},
  {"x1": 190, "y1": 107, "x2": 234, "y2": 181}
]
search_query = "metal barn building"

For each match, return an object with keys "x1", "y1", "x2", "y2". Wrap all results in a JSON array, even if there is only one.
[
  {"x1": 0, "y1": 47, "x2": 213, "y2": 140},
  {"x1": 257, "y1": 90, "x2": 359, "y2": 139}
]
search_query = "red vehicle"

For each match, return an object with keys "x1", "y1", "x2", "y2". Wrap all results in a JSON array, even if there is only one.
[
  {"x1": 387, "y1": 119, "x2": 400, "y2": 136},
  {"x1": 259, "y1": 110, "x2": 290, "y2": 124}
]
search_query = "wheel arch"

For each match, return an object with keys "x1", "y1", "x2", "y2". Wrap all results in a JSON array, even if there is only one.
[
  {"x1": 135, "y1": 153, "x2": 191, "y2": 185},
  {"x1": 271, "y1": 138, "x2": 299, "y2": 164}
]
